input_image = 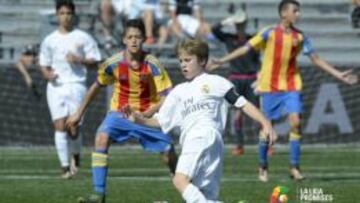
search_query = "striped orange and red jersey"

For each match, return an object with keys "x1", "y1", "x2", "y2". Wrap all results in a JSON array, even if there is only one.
[
  {"x1": 247, "y1": 25, "x2": 315, "y2": 92},
  {"x1": 97, "y1": 51, "x2": 172, "y2": 112}
]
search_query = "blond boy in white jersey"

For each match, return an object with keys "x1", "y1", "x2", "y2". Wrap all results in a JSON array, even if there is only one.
[
  {"x1": 39, "y1": 1, "x2": 101, "y2": 179},
  {"x1": 123, "y1": 38, "x2": 277, "y2": 203}
]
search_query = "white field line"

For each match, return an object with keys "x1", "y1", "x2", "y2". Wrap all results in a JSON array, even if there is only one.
[
  {"x1": 0, "y1": 165, "x2": 359, "y2": 174},
  {"x1": 1, "y1": 173, "x2": 360, "y2": 182}
]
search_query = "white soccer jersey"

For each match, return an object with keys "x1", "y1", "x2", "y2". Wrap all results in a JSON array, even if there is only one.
[
  {"x1": 157, "y1": 73, "x2": 247, "y2": 145},
  {"x1": 39, "y1": 29, "x2": 101, "y2": 84}
]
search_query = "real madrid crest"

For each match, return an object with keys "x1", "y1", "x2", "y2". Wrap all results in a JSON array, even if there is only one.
[{"x1": 201, "y1": 84, "x2": 210, "y2": 94}]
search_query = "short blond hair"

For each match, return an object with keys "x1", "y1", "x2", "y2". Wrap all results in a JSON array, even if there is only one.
[{"x1": 175, "y1": 38, "x2": 209, "y2": 65}]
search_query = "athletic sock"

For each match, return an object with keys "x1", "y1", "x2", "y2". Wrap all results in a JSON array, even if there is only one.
[
  {"x1": 92, "y1": 149, "x2": 108, "y2": 195},
  {"x1": 55, "y1": 131, "x2": 69, "y2": 168}
]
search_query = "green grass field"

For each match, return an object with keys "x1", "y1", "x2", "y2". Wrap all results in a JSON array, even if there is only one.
[{"x1": 0, "y1": 145, "x2": 359, "y2": 203}]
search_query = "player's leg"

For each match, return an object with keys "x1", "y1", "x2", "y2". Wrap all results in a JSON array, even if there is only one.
[
  {"x1": 78, "y1": 127, "x2": 111, "y2": 203},
  {"x1": 230, "y1": 79, "x2": 246, "y2": 156},
  {"x1": 160, "y1": 144, "x2": 178, "y2": 175},
  {"x1": 53, "y1": 118, "x2": 71, "y2": 179},
  {"x1": 284, "y1": 92, "x2": 305, "y2": 180},
  {"x1": 288, "y1": 113, "x2": 305, "y2": 180},
  {"x1": 47, "y1": 83, "x2": 72, "y2": 178},
  {"x1": 231, "y1": 109, "x2": 245, "y2": 156},
  {"x1": 174, "y1": 128, "x2": 223, "y2": 202},
  {"x1": 258, "y1": 93, "x2": 282, "y2": 182},
  {"x1": 67, "y1": 83, "x2": 87, "y2": 176},
  {"x1": 68, "y1": 125, "x2": 82, "y2": 176}
]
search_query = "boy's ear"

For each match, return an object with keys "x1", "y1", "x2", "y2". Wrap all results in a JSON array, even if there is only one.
[{"x1": 200, "y1": 59, "x2": 207, "y2": 67}]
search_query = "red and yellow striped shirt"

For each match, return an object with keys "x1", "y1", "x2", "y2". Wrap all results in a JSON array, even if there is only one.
[
  {"x1": 248, "y1": 25, "x2": 314, "y2": 92},
  {"x1": 97, "y1": 51, "x2": 172, "y2": 112}
]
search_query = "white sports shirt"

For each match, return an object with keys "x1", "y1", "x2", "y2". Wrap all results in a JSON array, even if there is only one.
[
  {"x1": 39, "y1": 29, "x2": 101, "y2": 84},
  {"x1": 157, "y1": 73, "x2": 247, "y2": 145}
]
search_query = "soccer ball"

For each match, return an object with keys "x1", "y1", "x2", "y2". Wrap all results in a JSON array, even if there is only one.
[{"x1": 279, "y1": 194, "x2": 288, "y2": 203}]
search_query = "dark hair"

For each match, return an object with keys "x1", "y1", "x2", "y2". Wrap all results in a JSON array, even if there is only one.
[
  {"x1": 22, "y1": 44, "x2": 38, "y2": 56},
  {"x1": 278, "y1": 0, "x2": 300, "y2": 16},
  {"x1": 123, "y1": 19, "x2": 146, "y2": 38},
  {"x1": 56, "y1": 0, "x2": 76, "y2": 13}
]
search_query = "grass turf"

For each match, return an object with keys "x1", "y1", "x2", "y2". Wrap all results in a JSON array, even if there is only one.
[{"x1": 0, "y1": 145, "x2": 359, "y2": 203}]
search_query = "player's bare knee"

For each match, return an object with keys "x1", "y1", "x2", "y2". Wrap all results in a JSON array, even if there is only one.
[
  {"x1": 95, "y1": 133, "x2": 110, "y2": 149},
  {"x1": 53, "y1": 118, "x2": 67, "y2": 131}
]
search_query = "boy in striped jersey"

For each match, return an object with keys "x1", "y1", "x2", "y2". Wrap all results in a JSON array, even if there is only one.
[
  {"x1": 207, "y1": 0, "x2": 358, "y2": 182},
  {"x1": 66, "y1": 19, "x2": 177, "y2": 203}
]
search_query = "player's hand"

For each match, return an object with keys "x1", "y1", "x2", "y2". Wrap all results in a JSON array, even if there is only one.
[
  {"x1": 66, "y1": 112, "x2": 81, "y2": 129},
  {"x1": 339, "y1": 69, "x2": 358, "y2": 85},
  {"x1": 206, "y1": 58, "x2": 223, "y2": 72},
  {"x1": 44, "y1": 70, "x2": 58, "y2": 81},
  {"x1": 66, "y1": 53, "x2": 83, "y2": 64},
  {"x1": 261, "y1": 122, "x2": 277, "y2": 146}
]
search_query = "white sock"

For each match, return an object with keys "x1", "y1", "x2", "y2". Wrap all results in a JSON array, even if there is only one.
[
  {"x1": 182, "y1": 184, "x2": 208, "y2": 203},
  {"x1": 55, "y1": 131, "x2": 69, "y2": 168},
  {"x1": 69, "y1": 133, "x2": 82, "y2": 155}
]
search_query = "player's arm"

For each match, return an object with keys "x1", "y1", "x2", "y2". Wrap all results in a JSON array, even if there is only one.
[
  {"x1": 15, "y1": 59, "x2": 33, "y2": 88},
  {"x1": 309, "y1": 53, "x2": 358, "y2": 85},
  {"x1": 225, "y1": 88, "x2": 276, "y2": 145},
  {"x1": 66, "y1": 54, "x2": 99, "y2": 68},
  {"x1": 122, "y1": 105, "x2": 161, "y2": 128},
  {"x1": 207, "y1": 45, "x2": 251, "y2": 71},
  {"x1": 39, "y1": 65, "x2": 57, "y2": 81},
  {"x1": 142, "y1": 96, "x2": 166, "y2": 118},
  {"x1": 66, "y1": 82, "x2": 102, "y2": 128}
]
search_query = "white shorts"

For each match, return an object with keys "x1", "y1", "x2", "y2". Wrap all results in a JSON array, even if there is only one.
[
  {"x1": 168, "y1": 14, "x2": 200, "y2": 37},
  {"x1": 176, "y1": 127, "x2": 224, "y2": 200},
  {"x1": 46, "y1": 82, "x2": 86, "y2": 121}
]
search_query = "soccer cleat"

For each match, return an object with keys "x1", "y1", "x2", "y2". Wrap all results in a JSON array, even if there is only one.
[
  {"x1": 258, "y1": 168, "x2": 269, "y2": 182},
  {"x1": 61, "y1": 171, "x2": 73, "y2": 179},
  {"x1": 232, "y1": 146, "x2": 245, "y2": 156},
  {"x1": 70, "y1": 155, "x2": 80, "y2": 176},
  {"x1": 290, "y1": 168, "x2": 305, "y2": 181},
  {"x1": 77, "y1": 194, "x2": 105, "y2": 203}
]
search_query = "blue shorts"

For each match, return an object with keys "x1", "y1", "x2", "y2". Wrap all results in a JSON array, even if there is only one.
[
  {"x1": 260, "y1": 92, "x2": 303, "y2": 120},
  {"x1": 97, "y1": 111, "x2": 172, "y2": 152}
]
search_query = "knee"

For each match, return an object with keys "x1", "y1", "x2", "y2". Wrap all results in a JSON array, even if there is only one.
[
  {"x1": 161, "y1": 145, "x2": 177, "y2": 162},
  {"x1": 289, "y1": 116, "x2": 301, "y2": 132},
  {"x1": 95, "y1": 133, "x2": 109, "y2": 149}
]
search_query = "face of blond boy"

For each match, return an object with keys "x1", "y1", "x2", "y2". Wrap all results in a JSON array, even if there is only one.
[{"x1": 178, "y1": 51, "x2": 205, "y2": 80}]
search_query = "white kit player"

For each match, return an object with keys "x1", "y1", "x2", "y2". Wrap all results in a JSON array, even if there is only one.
[
  {"x1": 123, "y1": 38, "x2": 276, "y2": 203},
  {"x1": 39, "y1": 1, "x2": 101, "y2": 179}
]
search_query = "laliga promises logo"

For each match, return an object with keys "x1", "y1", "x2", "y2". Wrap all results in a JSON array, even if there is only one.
[{"x1": 270, "y1": 186, "x2": 292, "y2": 203}]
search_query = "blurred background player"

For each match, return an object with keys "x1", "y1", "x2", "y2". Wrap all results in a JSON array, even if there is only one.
[
  {"x1": 39, "y1": 0, "x2": 101, "y2": 179},
  {"x1": 207, "y1": 0, "x2": 358, "y2": 182},
  {"x1": 167, "y1": 0, "x2": 214, "y2": 41},
  {"x1": 100, "y1": 0, "x2": 167, "y2": 48},
  {"x1": 211, "y1": 5, "x2": 260, "y2": 156},
  {"x1": 66, "y1": 19, "x2": 177, "y2": 203},
  {"x1": 351, "y1": 0, "x2": 360, "y2": 29},
  {"x1": 15, "y1": 44, "x2": 41, "y2": 99},
  {"x1": 125, "y1": 38, "x2": 276, "y2": 203}
]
